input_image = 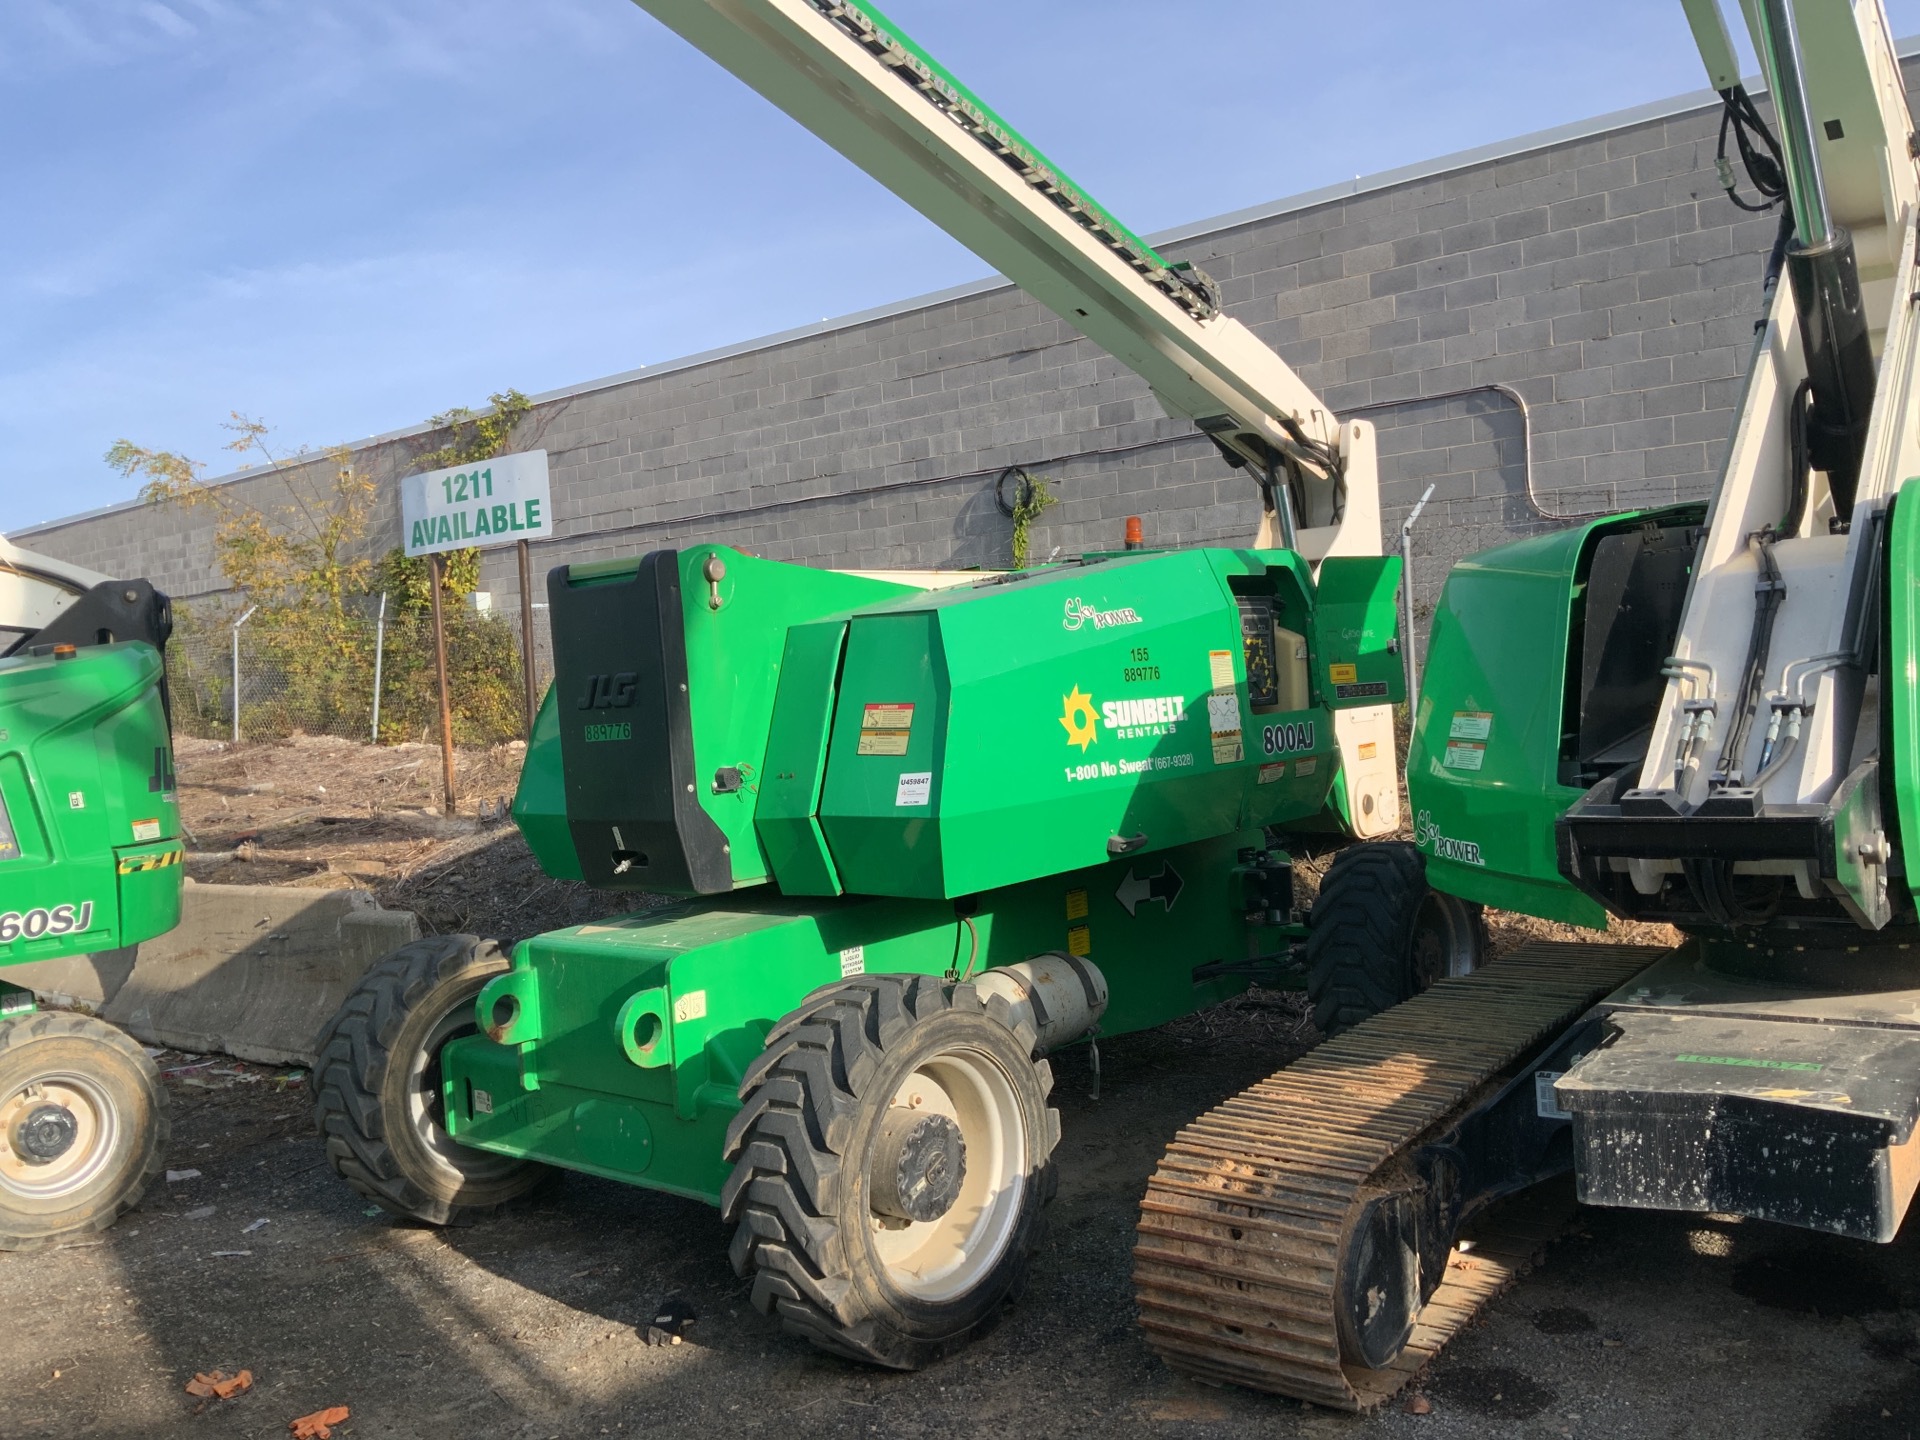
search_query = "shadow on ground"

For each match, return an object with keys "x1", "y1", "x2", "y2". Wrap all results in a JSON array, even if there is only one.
[{"x1": 6, "y1": 999, "x2": 1920, "y2": 1440}]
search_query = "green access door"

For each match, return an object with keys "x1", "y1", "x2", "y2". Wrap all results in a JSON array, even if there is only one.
[{"x1": 1310, "y1": 555, "x2": 1404, "y2": 709}]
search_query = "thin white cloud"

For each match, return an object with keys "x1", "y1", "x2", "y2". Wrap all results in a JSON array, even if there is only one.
[{"x1": 136, "y1": 2, "x2": 195, "y2": 39}]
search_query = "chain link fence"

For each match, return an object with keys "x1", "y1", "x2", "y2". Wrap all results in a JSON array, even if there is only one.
[{"x1": 166, "y1": 602, "x2": 552, "y2": 746}]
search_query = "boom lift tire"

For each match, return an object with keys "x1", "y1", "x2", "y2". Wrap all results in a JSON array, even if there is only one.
[
  {"x1": 1306, "y1": 842, "x2": 1487, "y2": 1036},
  {"x1": 722, "y1": 973, "x2": 1061, "y2": 1369},
  {"x1": 0, "y1": 1011, "x2": 168, "y2": 1251},
  {"x1": 314, "y1": 935, "x2": 551, "y2": 1225}
]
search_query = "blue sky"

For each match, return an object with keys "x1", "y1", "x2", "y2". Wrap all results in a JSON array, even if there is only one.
[{"x1": 5, "y1": 0, "x2": 1914, "y2": 532}]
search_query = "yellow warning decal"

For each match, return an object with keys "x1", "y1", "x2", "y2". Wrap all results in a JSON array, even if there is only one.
[
  {"x1": 1065, "y1": 888, "x2": 1089, "y2": 920},
  {"x1": 858, "y1": 702, "x2": 915, "y2": 756},
  {"x1": 118, "y1": 848, "x2": 183, "y2": 875},
  {"x1": 1067, "y1": 924, "x2": 1092, "y2": 956},
  {"x1": 1328, "y1": 663, "x2": 1358, "y2": 685}
]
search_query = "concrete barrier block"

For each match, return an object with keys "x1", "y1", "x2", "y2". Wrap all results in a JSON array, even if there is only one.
[
  {"x1": 6, "y1": 947, "x2": 137, "y2": 1011},
  {"x1": 87, "y1": 882, "x2": 418, "y2": 1067}
]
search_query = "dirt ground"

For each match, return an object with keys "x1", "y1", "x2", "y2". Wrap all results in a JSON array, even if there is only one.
[
  {"x1": 6, "y1": 1023, "x2": 1920, "y2": 1440},
  {"x1": 170, "y1": 734, "x2": 634, "y2": 942},
  {"x1": 1, "y1": 737, "x2": 1909, "y2": 1437}
]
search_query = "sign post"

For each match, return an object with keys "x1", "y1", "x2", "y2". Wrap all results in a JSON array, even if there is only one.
[
  {"x1": 399, "y1": 449, "x2": 553, "y2": 813},
  {"x1": 517, "y1": 539, "x2": 537, "y2": 737},
  {"x1": 428, "y1": 554, "x2": 456, "y2": 815}
]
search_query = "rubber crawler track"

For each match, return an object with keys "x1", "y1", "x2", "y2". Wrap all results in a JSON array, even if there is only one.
[{"x1": 1132, "y1": 942, "x2": 1664, "y2": 1410}]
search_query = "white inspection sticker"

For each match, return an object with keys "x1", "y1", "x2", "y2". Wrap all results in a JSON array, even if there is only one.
[
  {"x1": 1535, "y1": 1071, "x2": 1570, "y2": 1120},
  {"x1": 673, "y1": 990, "x2": 708, "y2": 1024},
  {"x1": 1206, "y1": 692, "x2": 1243, "y2": 765},
  {"x1": 895, "y1": 771, "x2": 932, "y2": 807},
  {"x1": 839, "y1": 945, "x2": 865, "y2": 978},
  {"x1": 1450, "y1": 711, "x2": 1493, "y2": 741}
]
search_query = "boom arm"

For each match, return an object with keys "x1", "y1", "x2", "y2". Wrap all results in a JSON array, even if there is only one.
[{"x1": 626, "y1": 0, "x2": 1380, "y2": 559}]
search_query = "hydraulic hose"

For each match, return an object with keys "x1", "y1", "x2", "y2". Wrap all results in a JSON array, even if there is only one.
[
  {"x1": 1783, "y1": 377, "x2": 1813, "y2": 536},
  {"x1": 1714, "y1": 536, "x2": 1787, "y2": 786},
  {"x1": 1754, "y1": 0, "x2": 1876, "y2": 518}
]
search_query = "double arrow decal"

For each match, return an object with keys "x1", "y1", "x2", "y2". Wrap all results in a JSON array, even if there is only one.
[{"x1": 1115, "y1": 862, "x2": 1184, "y2": 917}]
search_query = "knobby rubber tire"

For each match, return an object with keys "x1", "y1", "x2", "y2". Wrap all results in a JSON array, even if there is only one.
[
  {"x1": 1305, "y1": 842, "x2": 1487, "y2": 1036},
  {"x1": 0, "y1": 1011, "x2": 168, "y2": 1251},
  {"x1": 721, "y1": 974, "x2": 1061, "y2": 1369},
  {"x1": 313, "y1": 934, "x2": 550, "y2": 1224}
]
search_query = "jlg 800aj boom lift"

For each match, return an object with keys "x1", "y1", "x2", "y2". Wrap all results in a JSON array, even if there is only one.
[{"x1": 316, "y1": 0, "x2": 1457, "y2": 1395}]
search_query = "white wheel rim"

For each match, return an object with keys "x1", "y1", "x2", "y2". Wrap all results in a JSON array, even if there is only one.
[
  {"x1": 868, "y1": 1046, "x2": 1026, "y2": 1303},
  {"x1": 0, "y1": 1070, "x2": 119, "y2": 1201},
  {"x1": 407, "y1": 997, "x2": 524, "y2": 1183},
  {"x1": 1415, "y1": 898, "x2": 1479, "y2": 984}
]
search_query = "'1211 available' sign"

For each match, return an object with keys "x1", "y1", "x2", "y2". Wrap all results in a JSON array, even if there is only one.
[{"x1": 400, "y1": 449, "x2": 552, "y2": 557}]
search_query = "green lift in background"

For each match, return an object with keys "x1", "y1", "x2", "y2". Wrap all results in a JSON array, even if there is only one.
[{"x1": 0, "y1": 537, "x2": 181, "y2": 1249}]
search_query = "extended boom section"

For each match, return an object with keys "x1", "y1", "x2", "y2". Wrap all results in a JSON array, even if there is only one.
[{"x1": 625, "y1": 0, "x2": 1379, "y2": 563}]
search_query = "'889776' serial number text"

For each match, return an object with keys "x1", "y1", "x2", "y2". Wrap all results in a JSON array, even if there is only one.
[{"x1": 0, "y1": 902, "x2": 94, "y2": 943}]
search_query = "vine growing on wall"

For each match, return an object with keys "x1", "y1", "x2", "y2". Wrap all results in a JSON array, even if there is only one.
[{"x1": 1008, "y1": 472, "x2": 1057, "y2": 569}]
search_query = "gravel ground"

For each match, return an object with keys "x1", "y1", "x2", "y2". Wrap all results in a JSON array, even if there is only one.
[
  {"x1": 3, "y1": 1009, "x2": 1918, "y2": 1440},
  {"x1": 5, "y1": 736, "x2": 1900, "y2": 1436}
]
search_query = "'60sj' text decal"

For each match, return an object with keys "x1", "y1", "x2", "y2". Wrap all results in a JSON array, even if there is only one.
[{"x1": 0, "y1": 902, "x2": 94, "y2": 943}]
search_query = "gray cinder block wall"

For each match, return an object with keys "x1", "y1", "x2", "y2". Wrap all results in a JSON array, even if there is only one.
[{"x1": 21, "y1": 56, "x2": 1917, "y2": 658}]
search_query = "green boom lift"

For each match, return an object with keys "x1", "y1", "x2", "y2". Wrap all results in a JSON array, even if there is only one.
[
  {"x1": 313, "y1": 0, "x2": 1469, "y2": 1392},
  {"x1": 0, "y1": 536, "x2": 181, "y2": 1248}
]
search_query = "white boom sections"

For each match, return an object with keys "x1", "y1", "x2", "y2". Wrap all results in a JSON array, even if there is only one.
[
  {"x1": 0, "y1": 535, "x2": 110, "y2": 652},
  {"x1": 1631, "y1": 0, "x2": 1920, "y2": 920},
  {"x1": 625, "y1": 0, "x2": 1380, "y2": 562}
]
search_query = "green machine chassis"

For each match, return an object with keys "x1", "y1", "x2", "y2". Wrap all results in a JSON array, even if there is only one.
[
  {"x1": 1408, "y1": 503, "x2": 1706, "y2": 925},
  {"x1": 439, "y1": 542, "x2": 1402, "y2": 1199}
]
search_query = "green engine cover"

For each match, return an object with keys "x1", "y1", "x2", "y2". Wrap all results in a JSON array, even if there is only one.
[
  {"x1": 0, "y1": 642, "x2": 182, "y2": 967},
  {"x1": 813, "y1": 548, "x2": 1358, "y2": 898},
  {"x1": 515, "y1": 544, "x2": 1398, "y2": 900},
  {"x1": 1408, "y1": 506, "x2": 1701, "y2": 928}
]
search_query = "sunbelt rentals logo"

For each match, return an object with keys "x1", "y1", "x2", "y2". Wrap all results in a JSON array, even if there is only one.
[{"x1": 1059, "y1": 686, "x2": 1189, "y2": 751}]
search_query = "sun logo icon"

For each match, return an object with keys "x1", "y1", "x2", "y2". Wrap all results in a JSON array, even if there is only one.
[{"x1": 1059, "y1": 686, "x2": 1099, "y2": 751}]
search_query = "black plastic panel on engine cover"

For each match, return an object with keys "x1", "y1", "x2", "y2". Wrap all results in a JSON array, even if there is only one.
[{"x1": 547, "y1": 550, "x2": 732, "y2": 894}]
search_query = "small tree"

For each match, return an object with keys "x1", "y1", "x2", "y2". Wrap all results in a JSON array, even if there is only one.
[
  {"x1": 107, "y1": 415, "x2": 373, "y2": 616},
  {"x1": 109, "y1": 395, "x2": 536, "y2": 747}
]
